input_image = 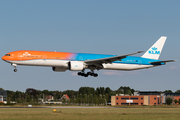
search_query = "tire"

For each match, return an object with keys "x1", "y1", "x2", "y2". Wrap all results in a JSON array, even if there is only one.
[
  {"x1": 84, "y1": 74, "x2": 88, "y2": 77},
  {"x1": 94, "y1": 74, "x2": 98, "y2": 77},
  {"x1": 91, "y1": 73, "x2": 94, "y2": 76},
  {"x1": 78, "y1": 72, "x2": 81, "y2": 76},
  {"x1": 81, "y1": 73, "x2": 85, "y2": 76}
]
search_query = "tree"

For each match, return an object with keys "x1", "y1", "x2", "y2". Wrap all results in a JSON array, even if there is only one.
[
  {"x1": 164, "y1": 90, "x2": 173, "y2": 93},
  {"x1": 118, "y1": 86, "x2": 133, "y2": 95},
  {"x1": 79, "y1": 87, "x2": 95, "y2": 95},
  {"x1": 96, "y1": 88, "x2": 100, "y2": 96},
  {"x1": 109, "y1": 91, "x2": 116, "y2": 97},
  {"x1": 100, "y1": 87, "x2": 105, "y2": 95},
  {"x1": 166, "y1": 97, "x2": 173, "y2": 105},
  {"x1": 0, "y1": 88, "x2": 4, "y2": 91},
  {"x1": 105, "y1": 87, "x2": 111, "y2": 95},
  {"x1": 115, "y1": 90, "x2": 123, "y2": 94},
  {"x1": 175, "y1": 90, "x2": 180, "y2": 93},
  {"x1": 131, "y1": 89, "x2": 135, "y2": 94}
]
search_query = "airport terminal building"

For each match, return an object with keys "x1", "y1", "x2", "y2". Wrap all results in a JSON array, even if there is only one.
[{"x1": 111, "y1": 91, "x2": 180, "y2": 106}]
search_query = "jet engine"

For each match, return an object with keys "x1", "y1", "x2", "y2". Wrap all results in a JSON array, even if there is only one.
[
  {"x1": 68, "y1": 61, "x2": 84, "y2": 71},
  {"x1": 52, "y1": 67, "x2": 67, "y2": 72}
]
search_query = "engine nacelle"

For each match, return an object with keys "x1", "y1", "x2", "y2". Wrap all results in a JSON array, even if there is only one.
[
  {"x1": 52, "y1": 67, "x2": 67, "y2": 72},
  {"x1": 68, "y1": 61, "x2": 84, "y2": 71}
]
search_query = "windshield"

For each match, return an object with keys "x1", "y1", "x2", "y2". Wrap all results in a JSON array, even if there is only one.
[{"x1": 5, "y1": 54, "x2": 10, "y2": 56}]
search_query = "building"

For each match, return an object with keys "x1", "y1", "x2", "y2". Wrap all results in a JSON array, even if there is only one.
[
  {"x1": 164, "y1": 93, "x2": 180, "y2": 104},
  {"x1": 61, "y1": 94, "x2": 70, "y2": 101},
  {"x1": 45, "y1": 95, "x2": 54, "y2": 101},
  {"x1": 0, "y1": 90, "x2": 7, "y2": 104},
  {"x1": 0, "y1": 95, "x2": 3, "y2": 103},
  {"x1": 111, "y1": 91, "x2": 163, "y2": 106},
  {"x1": 112, "y1": 95, "x2": 161, "y2": 106}
]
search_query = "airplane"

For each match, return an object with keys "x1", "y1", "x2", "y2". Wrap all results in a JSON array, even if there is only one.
[{"x1": 2, "y1": 36, "x2": 176, "y2": 77}]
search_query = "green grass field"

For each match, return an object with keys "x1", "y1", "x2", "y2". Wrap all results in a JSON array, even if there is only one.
[{"x1": 0, "y1": 107, "x2": 180, "y2": 120}]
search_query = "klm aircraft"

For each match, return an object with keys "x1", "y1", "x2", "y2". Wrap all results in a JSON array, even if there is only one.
[{"x1": 2, "y1": 36, "x2": 176, "y2": 77}]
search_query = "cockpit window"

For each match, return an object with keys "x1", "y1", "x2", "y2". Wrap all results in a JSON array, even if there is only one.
[{"x1": 5, "y1": 54, "x2": 11, "y2": 56}]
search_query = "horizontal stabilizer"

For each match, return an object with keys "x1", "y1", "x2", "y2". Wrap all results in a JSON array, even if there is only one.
[{"x1": 149, "y1": 60, "x2": 176, "y2": 64}]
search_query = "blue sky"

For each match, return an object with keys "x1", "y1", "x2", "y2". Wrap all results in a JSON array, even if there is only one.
[{"x1": 0, "y1": 0, "x2": 179, "y2": 92}]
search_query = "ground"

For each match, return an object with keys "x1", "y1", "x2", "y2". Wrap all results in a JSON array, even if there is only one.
[{"x1": 0, "y1": 107, "x2": 180, "y2": 120}]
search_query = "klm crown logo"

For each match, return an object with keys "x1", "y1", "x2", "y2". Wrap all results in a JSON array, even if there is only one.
[
  {"x1": 148, "y1": 47, "x2": 160, "y2": 55},
  {"x1": 151, "y1": 47, "x2": 157, "y2": 51}
]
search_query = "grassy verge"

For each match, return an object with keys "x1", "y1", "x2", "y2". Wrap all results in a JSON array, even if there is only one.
[{"x1": 0, "y1": 108, "x2": 180, "y2": 120}]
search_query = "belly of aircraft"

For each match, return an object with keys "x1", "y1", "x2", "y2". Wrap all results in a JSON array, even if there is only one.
[
  {"x1": 103, "y1": 63, "x2": 153, "y2": 70},
  {"x1": 8, "y1": 59, "x2": 69, "y2": 67}
]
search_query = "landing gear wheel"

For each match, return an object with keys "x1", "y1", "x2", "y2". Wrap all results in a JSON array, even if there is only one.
[
  {"x1": 81, "y1": 73, "x2": 85, "y2": 76},
  {"x1": 94, "y1": 73, "x2": 98, "y2": 77},
  {"x1": 14, "y1": 69, "x2": 17, "y2": 72},
  {"x1": 84, "y1": 74, "x2": 88, "y2": 77},
  {"x1": 78, "y1": 72, "x2": 81, "y2": 76},
  {"x1": 87, "y1": 72, "x2": 91, "y2": 75},
  {"x1": 90, "y1": 73, "x2": 94, "y2": 76}
]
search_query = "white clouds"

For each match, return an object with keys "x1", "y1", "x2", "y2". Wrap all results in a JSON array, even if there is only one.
[{"x1": 169, "y1": 64, "x2": 180, "y2": 70}]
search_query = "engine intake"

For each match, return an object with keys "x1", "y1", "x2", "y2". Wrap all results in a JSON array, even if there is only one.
[{"x1": 68, "y1": 61, "x2": 84, "y2": 71}]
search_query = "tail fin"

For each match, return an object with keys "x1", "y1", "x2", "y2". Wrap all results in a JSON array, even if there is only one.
[{"x1": 141, "y1": 36, "x2": 167, "y2": 60}]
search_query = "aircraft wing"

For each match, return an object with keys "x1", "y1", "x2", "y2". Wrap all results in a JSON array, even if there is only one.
[
  {"x1": 149, "y1": 60, "x2": 177, "y2": 64},
  {"x1": 84, "y1": 51, "x2": 144, "y2": 65}
]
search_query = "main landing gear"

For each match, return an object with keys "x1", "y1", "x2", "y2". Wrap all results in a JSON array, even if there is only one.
[
  {"x1": 12, "y1": 63, "x2": 17, "y2": 72},
  {"x1": 77, "y1": 70, "x2": 98, "y2": 77}
]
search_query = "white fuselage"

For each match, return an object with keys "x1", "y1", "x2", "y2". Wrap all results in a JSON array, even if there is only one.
[{"x1": 7, "y1": 59, "x2": 154, "y2": 71}]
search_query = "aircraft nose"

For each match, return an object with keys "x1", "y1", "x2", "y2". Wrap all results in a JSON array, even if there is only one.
[{"x1": 2, "y1": 56, "x2": 6, "y2": 61}]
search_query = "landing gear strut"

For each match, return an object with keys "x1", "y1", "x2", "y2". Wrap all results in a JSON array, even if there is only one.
[
  {"x1": 77, "y1": 70, "x2": 98, "y2": 77},
  {"x1": 12, "y1": 63, "x2": 17, "y2": 72}
]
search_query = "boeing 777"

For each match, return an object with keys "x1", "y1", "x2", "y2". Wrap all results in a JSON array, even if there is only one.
[{"x1": 2, "y1": 36, "x2": 176, "y2": 77}]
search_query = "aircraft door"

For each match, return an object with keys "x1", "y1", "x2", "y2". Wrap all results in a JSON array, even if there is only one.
[
  {"x1": 18, "y1": 53, "x2": 22, "y2": 60},
  {"x1": 43, "y1": 54, "x2": 47, "y2": 60},
  {"x1": 139, "y1": 60, "x2": 142, "y2": 65},
  {"x1": 42, "y1": 54, "x2": 47, "y2": 64}
]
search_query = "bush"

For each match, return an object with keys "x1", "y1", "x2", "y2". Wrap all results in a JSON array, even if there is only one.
[
  {"x1": 0, "y1": 102, "x2": 5, "y2": 105},
  {"x1": 166, "y1": 97, "x2": 173, "y2": 105},
  {"x1": 174, "y1": 99, "x2": 178, "y2": 104}
]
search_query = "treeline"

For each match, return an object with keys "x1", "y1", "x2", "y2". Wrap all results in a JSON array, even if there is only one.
[
  {"x1": 2, "y1": 86, "x2": 135, "y2": 104},
  {"x1": 1, "y1": 87, "x2": 180, "y2": 105}
]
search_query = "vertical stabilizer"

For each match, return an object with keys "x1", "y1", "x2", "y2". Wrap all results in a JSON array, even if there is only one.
[{"x1": 142, "y1": 36, "x2": 167, "y2": 60}]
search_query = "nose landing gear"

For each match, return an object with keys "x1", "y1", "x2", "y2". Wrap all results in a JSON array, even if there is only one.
[{"x1": 12, "y1": 64, "x2": 17, "y2": 72}]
